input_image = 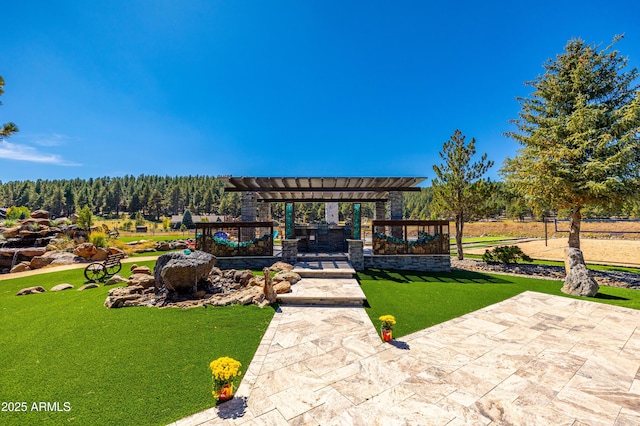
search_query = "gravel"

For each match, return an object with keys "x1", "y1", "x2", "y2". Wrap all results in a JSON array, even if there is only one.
[{"x1": 451, "y1": 258, "x2": 640, "y2": 290}]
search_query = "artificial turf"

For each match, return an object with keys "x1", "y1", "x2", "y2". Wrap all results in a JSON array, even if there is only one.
[
  {"x1": 0, "y1": 261, "x2": 275, "y2": 425},
  {"x1": 358, "y1": 268, "x2": 640, "y2": 339}
]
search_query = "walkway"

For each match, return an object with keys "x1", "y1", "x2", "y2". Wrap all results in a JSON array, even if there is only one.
[{"x1": 174, "y1": 263, "x2": 640, "y2": 425}]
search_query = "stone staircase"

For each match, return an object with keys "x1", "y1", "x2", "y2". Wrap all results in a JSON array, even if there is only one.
[{"x1": 276, "y1": 252, "x2": 367, "y2": 306}]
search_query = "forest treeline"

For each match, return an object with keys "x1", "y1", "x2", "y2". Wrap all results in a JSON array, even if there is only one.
[{"x1": 0, "y1": 175, "x2": 638, "y2": 221}]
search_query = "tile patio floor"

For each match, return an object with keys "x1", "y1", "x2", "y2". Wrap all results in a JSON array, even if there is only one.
[{"x1": 173, "y1": 290, "x2": 640, "y2": 425}]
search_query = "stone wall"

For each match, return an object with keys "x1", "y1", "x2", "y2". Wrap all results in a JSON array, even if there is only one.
[
  {"x1": 282, "y1": 239, "x2": 298, "y2": 265},
  {"x1": 364, "y1": 255, "x2": 451, "y2": 272},
  {"x1": 215, "y1": 256, "x2": 278, "y2": 270}
]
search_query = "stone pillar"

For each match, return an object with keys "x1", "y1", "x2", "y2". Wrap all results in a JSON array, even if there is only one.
[
  {"x1": 282, "y1": 239, "x2": 298, "y2": 265},
  {"x1": 325, "y1": 202, "x2": 339, "y2": 224},
  {"x1": 389, "y1": 191, "x2": 403, "y2": 239},
  {"x1": 241, "y1": 192, "x2": 257, "y2": 241},
  {"x1": 374, "y1": 201, "x2": 386, "y2": 234},
  {"x1": 257, "y1": 202, "x2": 271, "y2": 221},
  {"x1": 347, "y1": 239, "x2": 364, "y2": 271}
]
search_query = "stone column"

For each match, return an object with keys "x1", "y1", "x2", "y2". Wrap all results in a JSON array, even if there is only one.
[
  {"x1": 282, "y1": 239, "x2": 298, "y2": 265},
  {"x1": 374, "y1": 201, "x2": 386, "y2": 234},
  {"x1": 347, "y1": 239, "x2": 364, "y2": 271},
  {"x1": 388, "y1": 191, "x2": 403, "y2": 239},
  {"x1": 257, "y1": 202, "x2": 271, "y2": 221},
  {"x1": 241, "y1": 192, "x2": 257, "y2": 241},
  {"x1": 325, "y1": 202, "x2": 339, "y2": 224}
]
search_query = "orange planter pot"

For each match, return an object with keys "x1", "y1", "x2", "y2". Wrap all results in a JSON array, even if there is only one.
[
  {"x1": 218, "y1": 383, "x2": 234, "y2": 401},
  {"x1": 381, "y1": 328, "x2": 393, "y2": 342}
]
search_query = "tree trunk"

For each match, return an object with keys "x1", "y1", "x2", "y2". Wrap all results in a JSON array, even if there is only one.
[
  {"x1": 568, "y1": 207, "x2": 581, "y2": 249},
  {"x1": 456, "y1": 213, "x2": 464, "y2": 260}
]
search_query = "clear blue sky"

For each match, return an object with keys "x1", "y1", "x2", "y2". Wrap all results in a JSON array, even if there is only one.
[{"x1": 2, "y1": 0, "x2": 639, "y2": 183}]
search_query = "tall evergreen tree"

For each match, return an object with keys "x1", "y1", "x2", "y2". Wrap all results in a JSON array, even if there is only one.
[
  {"x1": 502, "y1": 37, "x2": 640, "y2": 248},
  {"x1": 431, "y1": 130, "x2": 493, "y2": 260},
  {"x1": 0, "y1": 76, "x2": 19, "y2": 138}
]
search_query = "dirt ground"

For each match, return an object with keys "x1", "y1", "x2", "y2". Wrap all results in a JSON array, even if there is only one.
[
  {"x1": 466, "y1": 237, "x2": 640, "y2": 267},
  {"x1": 463, "y1": 220, "x2": 640, "y2": 240}
]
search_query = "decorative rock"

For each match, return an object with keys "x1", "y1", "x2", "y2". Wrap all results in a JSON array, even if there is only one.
[
  {"x1": 105, "y1": 274, "x2": 128, "y2": 285},
  {"x1": 234, "y1": 269, "x2": 254, "y2": 286},
  {"x1": 29, "y1": 255, "x2": 54, "y2": 269},
  {"x1": 273, "y1": 271, "x2": 301, "y2": 285},
  {"x1": 156, "y1": 241, "x2": 171, "y2": 251},
  {"x1": 562, "y1": 247, "x2": 599, "y2": 297},
  {"x1": 273, "y1": 280, "x2": 291, "y2": 294},
  {"x1": 51, "y1": 283, "x2": 74, "y2": 291},
  {"x1": 2, "y1": 225, "x2": 21, "y2": 239},
  {"x1": 91, "y1": 247, "x2": 109, "y2": 261},
  {"x1": 74, "y1": 242, "x2": 97, "y2": 259},
  {"x1": 128, "y1": 273, "x2": 156, "y2": 289},
  {"x1": 154, "y1": 251, "x2": 216, "y2": 293},
  {"x1": 10, "y1": 262, "x2": 31, "y2": 273},
  {"x1": 263, "y1": 267, "x2": 276, "y2": 304},
  {"x1": 131, "y1": 265, "x2": 152, "y2": 275},
  {"x1": 31, "y1": 210, "x2": 50, "y2": 219},
  {"x1": 129, "y1": 264, "x2": 138, "y2": 272},
  {"x1": 108, "y1": 247, "x2": 126, "y2": 256},
  {"x1": 78, "y1": 283, "x2": 100, "y2": 291},
  {"x1": 248, "y1": 276, "x2": 265, "y2": 287},
  {"x1": 47, "y1": 251, "x2": 83, "y2": 265},
  {"x1": 270, "y1": 261, "x2": 294, "y2": 272},
  {"x1": 17, "y1": 286, "x2": 46, "y2": 295}
]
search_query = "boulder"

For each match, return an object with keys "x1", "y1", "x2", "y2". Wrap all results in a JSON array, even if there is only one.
[
  {"x1": 154, "y1": 251, "x2": 216, "y2": 293},
  {"x1": 248, "y1": 276, "x2": 265, "y2": 287},
  {"x1": 234, "y1": 269, "x2": 254, "y2": 286},
  {"x1": 562, "y1": 247, "x2": 599, "y2": 297},
  {"x1": 273, "y1": 271, "x2": 301, "y2": 285},
  {"x1": 51, "y1": 283, "x2": 74, "y2": 291},
  {"x1": 128, "y1": 273, "x2": 156, "y2": 289},
  {"x1": 78, "y1": 283, "x2": 100, "y2": 291},
  {"x1": 270, "y1": 261, "x2": 294, "y2": 272},
  {"x1": 74, "y1": 242, "x2": 97, "y2": 259},
  {"x1": 274, "y1": 280, "x2": 291, "y2": 294},
  {"x1": 131, "y1": 265, "x2": 152, "y2": 275},
  {"x1": 17, "y1": 286, "x2": 46, "y2": 296},
  {"x1": 30, "y1": 255, "x2": 54, "y2": 269},
  {"x1": 47, "y1": 251, "x2": 83, "y2": 265},
  {"x1": 173, "y1": 241, "x2": 189, "y2": 249},
  {"x1": 10, "y1": 262, "x2": 31, "y2": 273},
  {"x1": 105, "y1": 274, "x2": 128, "y2": 285},
  {"x1": 108, "y1": 247, "x2": 126, "y2": 256},
  {"x1": 31, "y1": 210, "x2": 50, "y2": 219},
  {"x1": 91, "y1": 247, "x2": 109, "y2": 261},
  {"x1": 156, "y1": 241, "x2": 171, "y2": 251}
]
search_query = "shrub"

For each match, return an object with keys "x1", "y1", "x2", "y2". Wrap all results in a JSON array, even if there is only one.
[
  {"x1": 483, "y1": 245, "x2": 533, "y2": 264},
  {"x1": 122, "y1": 220, "x2": 133, "y2": 231},
  {"x1": 182, "y1": 209, "x2": 194, "y2": 229},
  {"x1": 6, "y1": 206, "x2": 31, "y2": 221},
  {"x1": 2, "y1": 219, "x2": 17, "y2": 227},
  {"x1": 89, "y1": 231, "x2": 108, "y2": 248},
  {"x1": 135, "y1": 212, "x2": 146, "y2": 227},
  {"x1": 77, "y1": 205, "x2": 93, "y2": 231}
]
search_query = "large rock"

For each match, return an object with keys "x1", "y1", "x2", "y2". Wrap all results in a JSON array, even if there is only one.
[
  {"x1": 562, "y1": 247, "x2": 599, "y2": 297},
  {"x1": 10, "y1": 262, "x2": 31, "y2": 273},
  {"x1": 74, "y1": 242, "x2": 97, "y2": 259},
  {"x1": 31, "y1": 210, "x2": 50, "y2": 219},
  {"x1": 51, "y1": 284, "x2": 74, "y2": 291},
  {"x1": 90, "y1": 247, "x2": 109, "y2": 261},
  {"x1": 273, "y1": 271, "x2": 301, "y2": 285},
  {"x1": 2, "y1": 225, "x2": 21, "y2": 239},
  {"x1": 30, "y1": 255, "x2": 55, "y2": 269},
  {"x1": 47, "y1": 251, "x2": 83, "y2": 265},
  {"x1": 128, "y1": 273, "x2": 156, "y2": 289},
  {"x1": 270, "y1": 261, "x2": 294, "y2": 272},
  {"x1": 105, "y1": 274, "x2": 128, "y2": 285},
  {"x1": 274, "y1": 280, "x2": 291, "y2": 294},
  {"x1": 263, "y1": 267, "x2": 276, "y2": 304},
  {"x1": 154, "y1": 251, "x2": 216, "y2": 293}
]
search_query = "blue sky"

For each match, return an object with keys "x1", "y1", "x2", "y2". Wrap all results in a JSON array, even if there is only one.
[{"x1": 2, "y1": 0, "x2": 639, "y2": 184}]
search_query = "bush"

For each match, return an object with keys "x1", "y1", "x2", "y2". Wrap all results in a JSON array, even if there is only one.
[
  {"x1": 122, "y1": 220, "x2": 133, "y2": 231},
  {"x1": 89, "y1": 231, "x2": 108, "y2": 248},
  {"x1": 182, "y1": 209, "x2": 194, "y2": 229},
  {"x1": 6, "y1": 206, "x2": 31, "y2": 221},
  {"x1": 77, "y1": 205, "x2": 93, "y2": 231},
  {"x1": 483, "y1": 245, "x2": 533, "y2": 264},
  {"x1": 135, "y1": 212, "x2": 146, "y2": 227}
]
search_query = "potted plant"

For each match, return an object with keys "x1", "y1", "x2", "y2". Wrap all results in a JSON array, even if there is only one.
[
  {"x1": 379, "y1": 315, "x2": 396, "y2": 342},
  {"x1": 209, "y1": 356, "x2": 242, "y2": 402}
]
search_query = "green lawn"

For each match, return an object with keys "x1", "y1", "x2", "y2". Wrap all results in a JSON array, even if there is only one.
[
  {"x1": 461, "y1": 253, "x2": 640, "y2": 274},
  {"x1": 359, "y1": 268, "x2": 640, "y2": 339},
  {"x1": 0, "y1": 261, "x2": 275, "y2": 426}
]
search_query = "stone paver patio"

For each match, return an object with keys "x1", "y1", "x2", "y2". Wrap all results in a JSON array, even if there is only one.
[{"x1": 174, "y1": 288, "x2": 640, "y2": 425}]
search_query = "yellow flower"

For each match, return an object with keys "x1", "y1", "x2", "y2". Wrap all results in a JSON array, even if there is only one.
[
  {"x1": 379, "y1": 314, "x2": 396, "y2": 329},
  {"x1": 210, "y1": 356, "x2": 242, "y2": 399}
]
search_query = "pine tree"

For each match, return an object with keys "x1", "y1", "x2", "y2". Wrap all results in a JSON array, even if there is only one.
[
  {"x1": 0, "y1": 76, "x2": 19, "y2": 138},
  {"x1": 431, "y1": 130, "x2": 493, "y2": 260},
  {"x1": 502, "y1": 37, "x2": 640, "y2": 248}
]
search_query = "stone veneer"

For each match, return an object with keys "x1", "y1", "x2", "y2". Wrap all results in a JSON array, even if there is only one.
[
  {"x1": 282, "y1": 239, "x2": 298, "y2": 265},
  {"x1": 364, "y1": 254, "x2": 451, "y2": 272},
  {"x1": 347, "y1": 239, "x2": 364, "y2": 271}
]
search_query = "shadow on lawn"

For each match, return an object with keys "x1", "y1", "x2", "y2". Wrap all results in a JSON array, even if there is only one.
[
  {"x1": 594, "y1": 293, "x2": 629, "y2": 301},
  {"x1": 357, "y1": 268, "x2": 512, "y2": 285}
]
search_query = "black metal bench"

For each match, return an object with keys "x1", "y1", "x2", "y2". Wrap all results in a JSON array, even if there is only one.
[{"x1": 84, "y1": 252, "x2": 125, "y2": 282}]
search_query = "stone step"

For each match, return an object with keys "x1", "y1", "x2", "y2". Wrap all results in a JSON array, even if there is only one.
[
  {"x1": 276, "y1": 277, "x2": 366, "y2": 307},
  {"x1": 292, "y1": 260, "x2": 355, "y2": 278}
]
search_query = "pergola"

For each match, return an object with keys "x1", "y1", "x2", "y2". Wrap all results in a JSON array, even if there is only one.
[{"x1": 222, "y1": 176, "x2": 425, "y2": 240}]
